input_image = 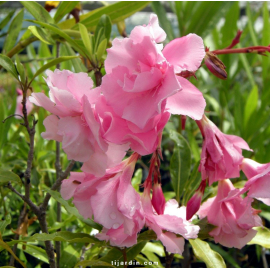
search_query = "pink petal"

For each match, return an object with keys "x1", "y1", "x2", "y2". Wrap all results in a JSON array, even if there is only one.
[
  {"x1": 41, "y1": 115, "x2": 63, "y2": 142},
  {"x1": 166, "y1": 77, "x2": 206, "y2": 120},
  {"x1": 60, "y1": 172, "x2": 84, "y2": 200},
  {"x1": 91, "y1": 174, "x2": 124, "y2": 229},
  {"x1": 58, "y1": 116, "x2": 94, "y2": 162},
  {"x1": 29, "y1": 93, "x2": 70, "y2": 117},
  {"x1": 158, "y1": 232, "x2": 185, "y2": 254},
  {"x1": 163, "y1": 34, "x2": 205, "y2": 73}
]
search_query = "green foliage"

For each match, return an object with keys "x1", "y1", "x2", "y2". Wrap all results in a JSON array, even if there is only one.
[
  {"x1": 0, "y1": 170, "x2": 22, "y2": 186},
  {"x1": 169, "y1": 130, "x2": 191, "y2": 202},
  {"x1": 189, "y1": 239, "x2": 226, "y2": 268}
]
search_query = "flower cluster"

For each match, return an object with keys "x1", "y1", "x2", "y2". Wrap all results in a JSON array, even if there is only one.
[{"x1": 29, "y1": 14, "x2": 268, "y2": 252}]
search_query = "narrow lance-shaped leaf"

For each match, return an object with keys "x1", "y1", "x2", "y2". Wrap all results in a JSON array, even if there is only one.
[
  {"x1": 54, "y1": 1, "x2": 79, "y2": 23},
  {"x1": 189, "y1": 238, "x2": 226, "y2": 268},
  {"x1": 79, "y1": 23, "x2": 93, "y2": 59},
  {"x1": 3, "y1": 9, "x2": 24, "y2": 53},
  {"x1": 20, "y1": 1, "x2": 54, "y2": 24},
  {"x1": 96, "y1": 38, "x2": 107, "y2": 61},
  {"x1": 0, "y1": 54, "x2": 19, "y2": 80},
  {"x1": 26, "y1": 20, "x2": 87, "y2": 58},
  {"x1": 0, "y1": 10, "x2": 15, "y2": 31},
  {"x1": 28, "y1": 26, "x2": 55, "y2": 45},
  {"x1": 169, "y1": 130, "x2": 191, "y2": 202},
  {"x1": 95, "y1": 14, "x2": 112, "y2": 43},
  {"x1": 43, "y1": 187, "x2": 102, "y2": 230},
  {"x1": 244, "y1": 85, "x2": 258, "y2": 129},
  {"x1": 0, "y1": 239, "x2": 26, "y2": 267},
  {"x1": 0, "y1": 169, "x2": 22, "y2": 186},
  {"x1": 58, "y1": 1, "x2": 150, "y2": 31},
  {"x1": 248, "y1": 226, "x2": 270, "y2": 249},
  {"x1": 0, "y1": 215, "x2": 11, "y2": 235},
  {"x1": 28, "y1": 56, "x2": 79, "y2": 86}
]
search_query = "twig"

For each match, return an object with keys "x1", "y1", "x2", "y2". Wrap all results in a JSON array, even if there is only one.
[
  {"x1": 79, "y1": 244, "x2": 92, "y2": 268},
  {"x1": 164, "y1": 247, "x2": 174, "y2": 268},
  {"x1": 42, "y1": 160, "x2": 75, "y2": 209},
  {"x1": 9, "y1": 204, "x2": 27, "y2": 266},
  {"x1": 2, "y1": 114, "x2": 25, "y2": 122},
  {"x1": 122, "y1": 248, "x2": 128, "y2": 268},
  {"x1": 55, "y1": 42, "x2": 62, "y2": 268}
]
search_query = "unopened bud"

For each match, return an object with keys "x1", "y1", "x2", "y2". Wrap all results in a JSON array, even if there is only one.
[
  {"x1": 186, "y1": 180, "x2": 207, "y2": 220},
  {"x1": 204, "y1": 52, "x2": 227, "y2": 80},
  {"x1": 152, "y1": 183, "x2": 166, "y2": 215}
]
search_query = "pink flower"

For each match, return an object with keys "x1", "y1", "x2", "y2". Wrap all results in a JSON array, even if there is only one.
[
  {"x1": 61, "y1": 153, "x2": 145, "y2": 247},
  {"x1": 198, "y1": 115, "x2": 252, "y2": 185},
  {"x1": 240, "y1": 158, "x2": 270, "y2": 206},
  {"x1": 141, "y1": 181, "x2": 199, "y2": 254},
  {"x1": 100, "y1": 14, "x2": 206, "y2": 154},
  {"x1": 15, "y1": 89, "x2": 33, "y2": 117},
  {"x1": 95, "y1": 95, "x2": 170, "y2": 155},
  {"x1": 29, "y1": 69, "x2": 128, "y2": 176},
  {"x1": 198, "y1": 179, "x2": 262, "y2": 249}
]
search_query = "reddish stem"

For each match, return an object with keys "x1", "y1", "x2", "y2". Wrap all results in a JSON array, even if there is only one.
[{"x1": 211, "y1": 46, "x2": 270, "y2": 56}]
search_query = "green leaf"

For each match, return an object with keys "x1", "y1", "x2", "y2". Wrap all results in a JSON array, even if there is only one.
[
  {"x1": 60, "y1": 42, "x2": 87, "y2": 72},
  {"x1": 96, "y1": 38, "x2": 107, "y2": 61},
  {"x1": 221, "y1": 2, "x2": 239, "y2": 47},
  {"x1": 0, "y1": 10, "x2": 15, "y2": 31},
  {"x1": 54, "y1": 1, "x2": 79, "y2": 23},
  {"x1": 208, "y1": 243, "x2": 240, "y2": 268},
  {"x1": 95, "y1": 14, "x2": 112, "y2": 43},
  {"x1": 0, "y1": 169, "x2": 21, "y2": 186},
  {"x1": 20, "y1": 231, "x2": 103, "y2": 245},
  {"x1": 0, "y1": 215, "x2": 11, "y2": 235},
  {"x1": 16, "y1": 244, "x2": 48, "y2": 264},
  {"x1": 76, "y1": 260, "x2": 116, "y2": 268},
  {"x1": 15, "y1": 55, "x2": 26, "y2": 83},
  {"x1": 182, "y1": 161, "x2": 201, "y2": 206},
  {"x1": 28, "y1": 56, "x2": 79, "y2": 86},
  {"x1": 244, "y1": 85, "x2": 258, "y2": 128},
  {"x1": 185, "y1": 2, "x2": 233, "y2": 38},
  {"x1": 192, "y1": 217, "x2": 216, "y2": 239},
  {"x1": 79, "y1": 23, "x2": 93, "y2": 58},
  {"x1": 262, "y1": 2, "x2": 270, "y2": 84},
  {"x1": 151, "y1": 2, "x2": 175, "y2": 41},
  {"x1": 137, "y1": 230, "x2": 157, "y2": 242},
  {"x1": 189, "y1": 238, "x2": 226, "y2": 268},
  {"x1": 43, "y1": 187, "x2": 102, "y2": 230},
  {"x1": 27, "y1": 20, "x2": 87, "y2": 57},
  {"x1": 0, "y1": 239, "x2": 26, "y2": 267},
  {"x1": 132, "y1": 168, "x2": 142, "y2": 192},
  {"x1": 169, "y1": 130, "x2": 191, "y2": 202},
  {"x1": 20, "y1": 1, "x2": 54, "y2": 24},
  {"x1": 28, "y1": 26, "x2": 55, "y2": 45},
  {"x1": 248, "y1": 226, "x2": 270, "y2": 248},
  {"x1": 0, "y1": 54, "x2": 19, "y2": 80},
  {"x1": 3, "y1": 9, "x2": 24, "y2": 53},
  {"x1": 58, "y1": 1, "x2": 150, "y2": 31}
]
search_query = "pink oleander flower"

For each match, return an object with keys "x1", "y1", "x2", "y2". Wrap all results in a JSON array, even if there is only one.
[
  {"x1": 198, "y1": 115, "x2": 252, "y2": 185},
  {"x1": 240, "y1": 158, "x2": 270, "y2": 206},
  {"x1": 95, "y1": 95, "x2": 170, "y2": 155},
  {"x1": 198, "y1": 179, "x2": 262, "y2": 249},
  {"x1": 141, "y1": 181, "x2": 199, "y2": 254},
  {"x1": 100, "y1": 14, "x2": 206, "y2": 155},
  {"x1": 61, "y1": 153, "x2": 145, "y2": 247},
  {"x1": 29, "y1": 69, "x2": 128, "y2": 176},
  {"x1": 15, "y1": 89, "x2": 33, "y2": 118}
]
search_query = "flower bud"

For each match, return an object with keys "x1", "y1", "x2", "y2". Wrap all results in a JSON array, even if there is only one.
[
  {"x1": 204, "y1": 52, "x2": 227, "y2": 80},
  {"x1": 186, "y1": 180, "x2": 207, "y2": 220},
  {"x1": 152, "y1": 183, "x2": 166, "y2": 215}
]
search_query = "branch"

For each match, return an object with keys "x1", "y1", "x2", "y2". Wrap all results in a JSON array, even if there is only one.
[{"x1": 42, "y1": 160, "x2": 75, "y2": 210}]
